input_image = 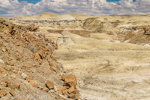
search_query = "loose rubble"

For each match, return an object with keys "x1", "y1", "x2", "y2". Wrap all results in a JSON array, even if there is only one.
[{"x1": 0, "y1": 19, "x2": 79, "y2": 100}]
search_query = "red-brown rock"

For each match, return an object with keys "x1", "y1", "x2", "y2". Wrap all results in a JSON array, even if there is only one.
[
  {"x1": 0, "y1": 67, "x2": 4, "y2": 73},
  {"x1": 9, "y1": 90, "x2": 16, "y2": 96},
  {"x1": 64, "y1": 74, "x2": 77, "y2": 87},
  {"x1": 29, "y1": 80, "x2": 35, "y2": 86},
  {"x1": 46, "y1": 80, "x2": 54, "y2": 89},
  {"x1": 67, "y1": 86, "x2": 75, "y2": 94}
]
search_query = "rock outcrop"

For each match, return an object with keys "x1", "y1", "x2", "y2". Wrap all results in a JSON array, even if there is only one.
[
  {"x1": 117, "y1": 25, "x2": 150, "y2": 44},
  {"x1": 0, "y1": 19, "x2": 79, "y2": 100},
  {"x1": 58, "y1": 74, "x2": 79, "y2": 99}
]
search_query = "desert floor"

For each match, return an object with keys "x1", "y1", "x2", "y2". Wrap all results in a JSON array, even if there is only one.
[{"x1": 39, "y1": 26, "x2": 150, "y2": 100}]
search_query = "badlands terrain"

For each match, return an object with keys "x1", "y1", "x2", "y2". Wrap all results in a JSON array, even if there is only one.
[{"x1": 1, "y1": 13, "x2": 150, "y2": 100}]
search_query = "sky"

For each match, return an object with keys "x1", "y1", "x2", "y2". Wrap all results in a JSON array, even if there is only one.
[
  {"x1": 0, "y1": 0, "x2": 150, "y2": 16},
  {"x1": 17, "y1": 0, "x2": 137, "y2": 4},
  {"x1": 18, "y1": 0, "x2": 41, "y2": 4}
]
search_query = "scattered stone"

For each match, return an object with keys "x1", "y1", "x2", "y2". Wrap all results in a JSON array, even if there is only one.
[
  {"x1": 25, "y1": 76, "x2": 30, "y2": 82},
  {"x1": 9, "y1": 90, "x2": 16, "y2": 96},
  {"x1": 54, "y1": 85, "x2": 58, "y2": 92},
  {"x1": 1, "y1": 82, "x2": 7, "y2": 87},
  {"x1": 0, "y1": 67, "x2": 4, "y2": 73},
  {"x1": 0, "y1": 59, "x2": 4, "y2": 64},
  {"x1": 67, "y1": 86, "x2": 75, "y2": 94},
  {"x1": 0, "y1": 90, "x2": 7, "y2": 97},
  {"x1": 34, "y1": 84, "x2": 40, "y2": 88},
  {"x1": 21, "y1": 73, "x2": 27, "y2": 79},
  {"x1": 43, "y1": 88, "x2": 49, "y2": 92},
  {"x1": 61, "y1": 75, "x2": 65, "y2": 81},
  {"x1": 46, "y1": 80, "x2": 54, "y2": 89},
  {"x1": 4, "y1": 65, "x2": 11, "y2": 71},
  {"x1": 29, "y1": 80, "x2": 34, "y2": 86},
  {"x1": 10, "y1": 75, "x2": 16, "y2": 79},
  {"x1": 64, "y1": 74, "x2": 77, "y2": 87},
  {"x1": 68, "y1": 93, "x2": 76, "y2": 99},
  {"x1": 50, "y1": 66, "x2": 58, "y2": 73},
  {"x1": 15, "y1": 83, "x2": 20, "y2": 89},
  {"x1": 58, "y1": 87, "x2": 66, "y2": 91}
]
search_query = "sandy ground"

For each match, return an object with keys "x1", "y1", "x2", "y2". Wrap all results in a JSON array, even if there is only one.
[{"x1": 43, "y1": 30, "x2": 150, "y2": 100}]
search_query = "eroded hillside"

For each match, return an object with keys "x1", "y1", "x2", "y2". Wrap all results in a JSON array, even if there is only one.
[
  {"x1": 0, "y1": 19, "x2": 79, "y2": 100},
  {"x1": 3, "y1": 13, "x2": 150, "y2": 100}
]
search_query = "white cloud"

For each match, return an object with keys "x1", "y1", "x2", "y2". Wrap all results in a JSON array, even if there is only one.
[{"x1": 0, "y1": 0, "x2": 150, "y2": 16}]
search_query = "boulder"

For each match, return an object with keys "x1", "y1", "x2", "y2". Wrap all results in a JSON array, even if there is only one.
[{"x1": 64, "y1": 74, "x2": 77, "y2": 87}]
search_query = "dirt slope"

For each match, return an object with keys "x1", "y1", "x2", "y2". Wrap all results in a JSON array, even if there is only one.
[{"x1": 0, "y1": 19, "x2": 79, "y2": 100}]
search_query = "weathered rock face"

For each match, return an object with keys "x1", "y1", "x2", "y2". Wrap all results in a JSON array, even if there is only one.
[
  {"x1": 0, "y1": 19, "x2": 40, "y2": 33},
  {"x1": 83, "y1": 17, "x2": 112, "y2": 33},
  {"x1": 11, "y1": 19, "x2": 84, "y2": 30},
  {"x1": 117, "y1": 25, "x2": 150, "y2": 44},
  {"x1": 131, "y1": 26, "x2": 150, "y2": 35},
  {"x1": 83, "y1": 17, "x2": 100, "y2": 32},
  {"x1": 25, "y1": 24, "x2": 40, "y2": 32},
  {"x1": 0, "y1": 19, "x2": 79, "y2": 100}
]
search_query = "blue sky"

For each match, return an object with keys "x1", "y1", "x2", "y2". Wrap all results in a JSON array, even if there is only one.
[
  {"x1": 18, "y1": 0, "x2": 41, "y2": 4},
  {"x1": 107, "y1": 0, "x2": 136, "y2": 2},
  {"x1": 0, "y1": 0, "x2": 149, "y2": 16},
  {"x1": 18, "y1": 0, "x2": 137, "y2": 4}
]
